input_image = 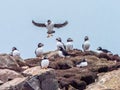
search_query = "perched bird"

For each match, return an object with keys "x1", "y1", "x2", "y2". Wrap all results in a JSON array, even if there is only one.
[
  {"x1": 58, "y1": 47, "x2": 69, "y2": 58},
  {"x1": 82, "y1": 36, "x2": 90, "y2": 51},
  {"x1": 66, "y1": 38, "x2": 73, "y2": 51},
  {"x1": 56, "y1": 37, "x2": 66, "y2": 50},
  {"x1": 11, "y1": 47, "x2": 20, "y2": 57},
  {"x1": 97, "y1": 47, "x2": 111, "y2": 54},
  {"x1": 35, "y1": 43, "x2": 44, "y2": 57},
  {"x1": 32, "y1": 20, "x2": 68, "y2": 38},
  {"x1": 76, "y1": 58, "x2": 88, "y2": 67},
  {"x1": 41, "y1": 56, "x2": 49, "y2": 69}
]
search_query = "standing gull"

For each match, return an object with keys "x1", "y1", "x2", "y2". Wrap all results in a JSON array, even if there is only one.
[{"x1": 32, "y1": 20, "x2": 68, "y2": 38}]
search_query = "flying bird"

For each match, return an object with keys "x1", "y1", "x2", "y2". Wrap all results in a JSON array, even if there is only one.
[{"x1": 32, "y1": 20, "x2": 68, "y2": 38}]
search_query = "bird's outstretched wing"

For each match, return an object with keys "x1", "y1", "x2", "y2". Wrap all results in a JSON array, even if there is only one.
[
  {"x1": 54, "y1": 21, "x2": 68, "y2": 28},
  {"x1": 32, "y1": 20, "x2": 46, "y2": 27}
]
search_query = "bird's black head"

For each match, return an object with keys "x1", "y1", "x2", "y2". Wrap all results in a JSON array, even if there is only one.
[
  {"x1": 47, "y1": 20, "x2": 51, "y2": 24},
  {"x1": 84, "y1": 36, "x2": 89, "y2": 41},
  {"x1": 12, "y1": 47, "x2": 17, "y2": 51},
  {"x1": 67, "y1": 38, "x2": 73, "y2": 42},
  {"x1": 97, "y1": 47, "x2": 102, "y2": 50},
  {"x1": 38, "y1": 43, "x2": 44, "y2": 47},
  {"x1": 56, "y1": 37, "x2": 62, "y2": 42}
]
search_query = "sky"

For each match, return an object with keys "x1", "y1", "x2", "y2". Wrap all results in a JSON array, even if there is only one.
[{"x1": 0, "y1": 0, "x2": 120, "y2": 59}]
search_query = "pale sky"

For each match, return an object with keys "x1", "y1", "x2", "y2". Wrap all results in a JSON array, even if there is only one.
[{"x1": 0, "y1": 0, "x2": 120, "y2": 59}]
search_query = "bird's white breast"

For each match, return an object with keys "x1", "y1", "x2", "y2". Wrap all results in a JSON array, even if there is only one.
[
  {"x1": 76, "y1": 62, "x2": 88, "y2": 67},
  {"x1": 45, "y1": 23, "x2": 54, "y2": 31},
  {"x1": 56, "y1": 42, "x2": 65, "y2": 50},
  {"x1": 83, "y1": 41, "x2": 90, "y2": 51},
  {"x1": 66, "y1": 42, "x2": 73, "y2": 51},
  {"x1": 12, "y1": 50, "x2": 20, "y2": 56},
  {"x1": 41, "y1": 59, "x2": 49, "y2": 68},
  {"x1": 58, "y1": 51, "x2": 65, "y2": 57},
  {"x1": 35, "y1": 47, "x2": 43, "y2": 56}
]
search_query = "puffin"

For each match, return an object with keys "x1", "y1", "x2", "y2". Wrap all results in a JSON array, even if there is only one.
[
  {"x1": 32, "y1": 20, "x2": 68, "y2": 38},
  {"x1": 76, "y1": 58, "x2": 88, "y2": 67},
  {"x1": 35, "y1": 43, "x2": 44, "y2": 57},
  {"x1": 66, "y1": 38, "x2": 73, "y2": 51},
  {"x1": 97, "y1": 47, "x2": 111, "y2": 54},
  {"x1": 41, "y1": 56, "x2": 49, "y2": 69},
  {"x1": 56, "y1": 37, "x2": 66, "y2": 50},
  {"x1": 82, "y1": 36, "x2": 90, "y2": 51},
  {"x1": 11, "y1": 47, "x2": 20, "y2": 57},
  {"x1": 58, "y1": 47, "x2": 69, "y2": 58}
]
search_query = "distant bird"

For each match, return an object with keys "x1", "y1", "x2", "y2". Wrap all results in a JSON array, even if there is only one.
[
  {"x1": 82, "y1": 36, "x2": 90, "y2": 51},
  {"x1": 56, "y1": 37, "x2": 66, "y2": 50},
  {"x1": 32, "y1": 20, "x2": 68, "y2": 38},
  {"x1": 66, "y1": 38, "x2": 73, "y2": 51},
  {"x1": 97, "y1": 47, "x2": 111, "y2": 54},
  {"x1": 11, "y1": 47, "x2": 20, "y2": 57},
  {"x1": 41, "y1": 56, "x2": 49, "y2": 69},
  {"x1": 76, "y1": 58, "x2": 88, "y2": 67},
  {"x1": 35, "y1": 43, "x2": 44, "y2": 57},
  {"x1": 58, "y1": 47, "x2": 69, "y2": 58}
]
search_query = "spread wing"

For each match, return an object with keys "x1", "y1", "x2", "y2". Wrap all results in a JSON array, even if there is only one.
[
  {"x1": 54, "y1": 21, "x2": 68, "y2": 28},
  {"x1": 32, "y1": 20, "x2": 46, "y2": 27}
]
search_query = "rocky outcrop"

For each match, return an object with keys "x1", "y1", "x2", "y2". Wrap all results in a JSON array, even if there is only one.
[
  {"x1": 0, "y1": 69, "x2": 23, "y2": 83},
  {"x1": 0, "y1": 70, "x2": 59, "y2": 90},
  {"x1": 0, "y1": 50, "x2": 120, "y2": 90},
  {"x1": 86, "y1": 69, "x2": 120, "y2": 90}
]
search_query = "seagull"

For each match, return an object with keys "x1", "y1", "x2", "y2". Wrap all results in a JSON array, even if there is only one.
[
  {"x1": 41, "y1": 56, "x2": 49, "y2": 69},
  {"x1": 11, "y1": 47, "x2": 20, "y2": 57},
  {"x1": 97, "y1": 47, "x2": 112, "y2": 54},
  {"x1": 32, "y1": 20, "x2": 68, "y2": 38},
  {"x1": 58, "y1": 47, "x2": 70, "y2": 58},
  {"x1": 76, "y1": 58, "x2": 88, "y2": 67},
  {"x1": 35, "y1": 43, "x2": 44, "y2": 57},
  {"x1": 56, "y1": 37, "x2": 66, "y2": 50},
  {"x1": 66, "y1": 38, "x2": 73, "y2": 51},
  {"x1": 82, "y1": 36, "x2": 90, "y2": 51}
]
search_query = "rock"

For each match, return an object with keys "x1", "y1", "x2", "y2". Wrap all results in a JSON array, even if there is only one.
[
  {"x1": 22, "y1": 66, "x2": 53, "y2": 76},
  {"x1": 0, "y1": 54, "x2": 22, "y2": 71},
  {"x1": 86, "y1": 69, "x2": 120, "y2": 90},
  {"x1": 0, "y1": 69, "x2": 24, "y2": 83}
]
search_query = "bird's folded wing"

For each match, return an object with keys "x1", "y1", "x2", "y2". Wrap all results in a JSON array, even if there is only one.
[
  {"x1": 32, "y1": 20, "x2": 46, "y2": 27},
  {"x1": 54, "y1": 21, "x2": 68, "y2": 28}
]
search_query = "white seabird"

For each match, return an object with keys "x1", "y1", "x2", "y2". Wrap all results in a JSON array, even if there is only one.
[
  {"x1": 66, "y1": 38, "x2": 73, "y2": 51},
  {"x1": 35, "y1": 43, "x2": 44, "y2": 57},
  {"x1": 56, "y1": 37, "x2": 66, "y2": 50},
  {"x1": 76, "y1": 59, "x2": 88, "y2": 67},
  {"x1": 32, "y1": 20, "x2": 68, "y2": 38},
  {"x1": 11, "y1": 47, "x2": 20, "y2": 57},
  {"x1": 82, "y1": 36, "x2": 90, "y2": 51},
  {"x1": 41, "y1": 56, "x2": 49, "y2": 69}
]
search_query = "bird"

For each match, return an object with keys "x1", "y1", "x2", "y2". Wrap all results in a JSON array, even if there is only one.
[
  {"x1": 82, "y1": 36, "x2": 90, "y2": 51},
  {"x1": 97, "y1": 47, "x2": 112, "y2": 54},
  {"x1": 76, "y1": 58, "x2": 88, "y2": 67},
  {"x1": 35, "y1": 43, "x2": 44, "y2": 57},
  {"x1": 56, "y1": 37, "x2": 66, "y2": 50},
  {"x1": 41, "y1": 56, "x2": 49, "y2": 69},
  {"x1": 58, "y1": 47, "x2": 70, "y2": 58},
  {"x1": 66, "y1": 38, "x2": 73, "y2": 51},
  {"x1": 10, "y1": 47, "x2": 20, "y2": 57},
  {"x1": 32, "y1": 20, "x2": 68, "y2": 38}
]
